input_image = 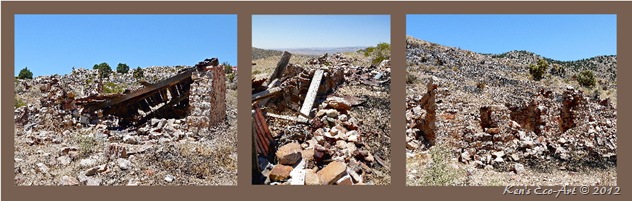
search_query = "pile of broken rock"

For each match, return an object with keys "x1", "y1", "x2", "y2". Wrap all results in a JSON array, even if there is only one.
[
  {"x1": 406, "y1": 78, "x2": 617, "y2": 173},
  {"x1": 254, "y1": 53, "x2": 390, "y2": 185},
  {"x1": 15, "y1": 63, "x2": 237, "y2": 186}
]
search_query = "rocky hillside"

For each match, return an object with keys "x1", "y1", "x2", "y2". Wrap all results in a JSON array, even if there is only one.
[
  {"x1": 14, "y1": 65, "x2": 238, "y2": 186},
  {"x1": 405, "y1": 36, "x2": 617, "y2": 186},
  {"x1": 253, "y1": 47, "x2": 285, "y2": 60}
]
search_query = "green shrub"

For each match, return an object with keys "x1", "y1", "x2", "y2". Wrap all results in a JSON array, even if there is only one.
[
  {"x1": 362, "y1": 42, "x2": 391, "y2": 65},
  {"x1": 75, "y1": 135, "x2": 98, "y2": 158},
  {"x1": 529, "y1": 59, "x2": 548, "y2": 81},
  {"x1": 227, "y1": 73, "x2": 235, "y2": 83},
  {"x1": 17, "y1": 67, "x2": 33, "y2": 79},
  {"x1": 550, "y1": 64, "x2": 566, "y2": 77},
  {"x1": 577, "y1": 70, "x2": 596, "y2": 88},
  {"x1": 223, "y1": 62, "x2": 234, "y2": 74},
  {"x1": 133, "y1": 67, "x2": 144, "y2": 79},
  {"x1": 93, "y1": 62, "x2": 113, "y2": 78},
  {"x1": 116, "y1": 63, "x2": 130, "y2": 74},
  {"x1": 406, "y1": 73, "x2": 418, "y2": 84},
  {"x1": 476, "y1": 81, "x2": 486, "y2": 90},
  {"x1": 419, "y1": 144, "x2": 464, "y2": 186},
  {"x1": 103, "y1": 82, "x2": 125, "y2": 94},
  {"x1": 15, "y1": 96, "x2": 26, "y2": 108}
]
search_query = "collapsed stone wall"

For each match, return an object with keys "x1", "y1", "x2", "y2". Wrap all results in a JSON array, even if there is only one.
[
  {"x1": 405, "y1": 78, "x2": 437, "y2": 149},
  {"x1": 187, "y1": 66, "x2": 227, "y2": 132},
  {"x1": 458, "y1": 87, "x2": 616, "y2": 171},
  {"x1": 15, "y1": 76, "x2": 78, "y2": 134}
]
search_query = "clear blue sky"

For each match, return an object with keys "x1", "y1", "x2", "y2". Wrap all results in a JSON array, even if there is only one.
[
  {"x1": 253, "y1": 15, "x2": 390, "y2": 49},
  {"x1": 15, "y1": 14, "x2": 237, "y2": 77},
  {"x1": 407, "y1": 14, "x2": 616, "y2": 61}
]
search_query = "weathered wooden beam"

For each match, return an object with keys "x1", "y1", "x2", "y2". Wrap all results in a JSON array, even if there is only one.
[
  {"x1": 266, "y1": 112, "x2": 309, "y2": 124},
  {"x1": 267, "y1": 51, "x2": 292, "y2": 85},
  {"x1": 299, "y1": 69, "x2": 324, "y2": 117},
  {"x1": 256, "y1": 78, "x2": 281, "y2": 107},
  {"x1": 252, "y1": 87, "x2": 282, "y2": 102}
]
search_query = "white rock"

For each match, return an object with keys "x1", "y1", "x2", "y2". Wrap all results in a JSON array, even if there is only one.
[
  {"x1": 57, "y1": 156, "x2": 72, "y2": 166},
  {"x1": 289, "y1": 160, "x2": 306, "y2": 185},
  {"x1": 60, "y1": 175, "x2": 79, "y2": 186},
  {"x1": 123, "y1": 135, "x2": 138, "y2": 144},
  {"x1": 127, "y1": 179, "x2": 140, "y2": 186},
  {"x1": 165, "y1": 175, "x2": 175, "y2": 182},
  {"x1": 338, "y1": 114, "x2": 348, "y2": 121},
  {"x1": 86, "y1": 177, "x2": 102, "y2": 186},
  {"x1": 346, "y1": 131, "x2": 359, "y2": 142},
  {"x1": 325, "y1": 109, "x2": 339, "y2": 118},
  {"x1": 514, "y1": 163, "x2": 525, "y2": 174},
  {"x1": 36, "y1": 163, "x2": 49, "y2": 174},
  {"x1": 492, "y1": 151, "x2": 505, "y2": 158},
  {"x1": 117, "y1": 158, "x2": 131, "y2": 170},
  {"x1": 79, "y1": 158, "x2": 97, "y2": 168}
]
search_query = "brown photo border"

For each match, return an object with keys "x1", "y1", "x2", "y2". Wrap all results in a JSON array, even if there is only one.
[{"x1": 1, "y1": 1, "x2": 629, "y2": 201}]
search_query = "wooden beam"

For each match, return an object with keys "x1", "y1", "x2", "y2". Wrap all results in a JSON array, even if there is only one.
[
  {"x1": 299, "y1": 69, "x2": 323, "y2": 117},
  {"x1": 267, "y1": 51, "x2": 292, "y2": 85},
  {"x1": 252, "y1": 86, "x2": 282, "y2": 102},
  {"x1": 266, "y1": 113, "x2": 309, "y2": 123}
]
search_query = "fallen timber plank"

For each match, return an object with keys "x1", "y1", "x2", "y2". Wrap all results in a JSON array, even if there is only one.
[
  {"x1": 299, "y1": 69, "x2": 324, "y2": 117},
  {"x1": 267, "y1": 51, "x2": 292, "y2": 85},
  {"x1": 252, "y1": 87, "x2": 282, "y2": 102},
  {"x1": 126, "y1": 91, "x2": 191, "y2": 126},
  {"x1": 266, "y1": 112, "x2": 309, "y2": 123},
  {"x1": 79, "y1": 67, "x2": 197, "y2": 113},
  {"x1": 259, "y1": 51, "x2": 291, "y2": 107}
]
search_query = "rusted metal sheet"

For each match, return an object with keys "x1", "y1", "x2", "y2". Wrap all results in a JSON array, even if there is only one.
[{"x1": 253, "y1": 105, "x2": 274, "y2": 157}]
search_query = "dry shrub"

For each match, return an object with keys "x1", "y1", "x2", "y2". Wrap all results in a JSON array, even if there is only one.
[{"x1": 418, "y1": 144, "x2": 465, "y2": 186}]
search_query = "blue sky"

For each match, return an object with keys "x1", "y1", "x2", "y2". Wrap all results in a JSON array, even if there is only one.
[
  {"x1": 253, "y1": 15, "x2": 390, "y2": 49},
  {"x1": 15, "y1": 14, "x2": 237, "y2": 77},
  {"x1": 407, "y1": 14, "x2": 616, "y2": 61}
]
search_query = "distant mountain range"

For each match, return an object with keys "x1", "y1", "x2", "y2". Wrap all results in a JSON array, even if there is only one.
[{"x1": 253, "y1": 46, "x2": 367, "y2": 57}]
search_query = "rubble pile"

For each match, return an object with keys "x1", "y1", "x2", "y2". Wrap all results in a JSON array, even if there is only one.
[
  {"x1": 14, "y1": 59, "x2": 237, "y2": 186},
  {"x1": 454, "y1": 87, "x2": 616, "y2": 171},
  {"x1": 253, "y1": 52, "x2": 390, "y2": 185},
  {"x1": 405, "y1": 78, "x2": 437, "y2": 150},
  {"x1": 405, "y1": 35, "x2": 617, "y2": 174}
]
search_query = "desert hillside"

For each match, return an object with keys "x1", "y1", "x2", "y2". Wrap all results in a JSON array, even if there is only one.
[
  {"x1": 14, "y1": 63, "x2": 238, "y2": 186},
  {"x1": 405, "y1": 36, "x2": 617, "y2": 186}
]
